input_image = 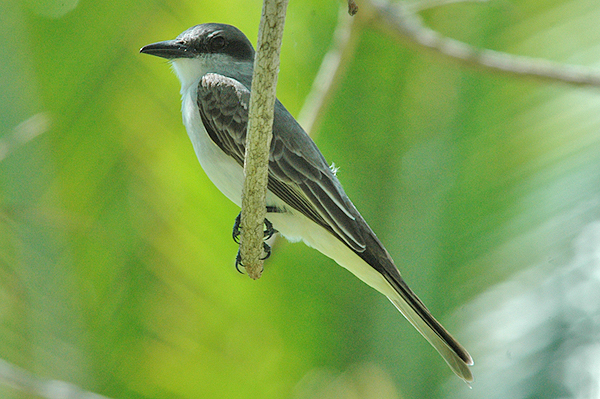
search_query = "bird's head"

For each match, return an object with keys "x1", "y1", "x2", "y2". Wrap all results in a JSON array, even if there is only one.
[{"x1": 141, "y1": 23, "x2": 255, "y2": 90}]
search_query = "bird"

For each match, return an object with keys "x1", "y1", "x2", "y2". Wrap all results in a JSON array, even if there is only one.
[{"x1": 140, "y1": 23, "x2": 473, "y2": 381}]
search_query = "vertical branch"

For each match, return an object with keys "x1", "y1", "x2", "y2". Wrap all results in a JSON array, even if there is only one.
[{"x1": 240, "y1": 0, "x2": 289, "y2": 279}]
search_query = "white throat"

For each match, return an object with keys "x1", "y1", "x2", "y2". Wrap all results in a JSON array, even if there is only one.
[{"x1": 171, "y1": 54, "x2": 253, "y2": 94}]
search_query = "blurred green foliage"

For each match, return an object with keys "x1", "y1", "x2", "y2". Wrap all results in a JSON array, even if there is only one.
[{"x1": 2, "y1": 0, "x2": 600, "y2": 398}]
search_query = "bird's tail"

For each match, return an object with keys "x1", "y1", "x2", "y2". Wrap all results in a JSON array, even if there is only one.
[{"x1": 385, "y1": 276, "x2": 474, "y2": 382}]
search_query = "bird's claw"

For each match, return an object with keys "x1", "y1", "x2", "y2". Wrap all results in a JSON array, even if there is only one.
[
  {"x1": 235, "y1": 250, "x2": 244, "y2": 273},
  {"x1": 232, "y1": 213, "x2": 242, "y2": 244},
  {"x1": 263, "y1": 218, "x2": 275, "y2": 240},
  {"x1": 234, "y1": 242, "x2": 271, "y2": 273},
  {"x1": 232, "y1": 209, "x2": 278, "y2": 272},
  {"x1": 232, "y1": 211, "x2": 278, "y2": 244},
  {"x1": 261, "y1": 241, "x2": 272, "y2": 260}
]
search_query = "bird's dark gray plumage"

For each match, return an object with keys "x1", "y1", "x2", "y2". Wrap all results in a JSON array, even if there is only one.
[{"x1": 197, "y1": 73, "x2": 366, "y2": 252}]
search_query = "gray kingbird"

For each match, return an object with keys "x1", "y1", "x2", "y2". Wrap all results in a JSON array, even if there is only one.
[{"x1": 140, "y1": 23, "x2": 473, "y2": 381}]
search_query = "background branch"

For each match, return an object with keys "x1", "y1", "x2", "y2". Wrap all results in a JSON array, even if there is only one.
[
  {"x1": 298, "y1": 5, "x2": 359, "y2": 137},
  {"x1": 368, "y1": 0, "x2": 600, "y2": 87},
  {"x1": 240, "y1": 0, "x2": 289, "y2": 279}
]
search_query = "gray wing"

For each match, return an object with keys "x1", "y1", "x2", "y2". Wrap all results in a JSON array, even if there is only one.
[
  {"x1": 197, "y1": 73, "x2": 366, "y2": 252},
  {"x1": 197, "y1": 74, "x2": 474, "y2": 376}
]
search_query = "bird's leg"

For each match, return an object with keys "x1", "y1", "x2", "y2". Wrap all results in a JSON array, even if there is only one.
[{"x1": 233, "y1": 206, "x2": 280, "y2": 272}]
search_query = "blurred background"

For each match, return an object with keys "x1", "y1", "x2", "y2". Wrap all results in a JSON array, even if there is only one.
[{"x1": 2, "y1": 0, "x2": 600, "y2": 397}]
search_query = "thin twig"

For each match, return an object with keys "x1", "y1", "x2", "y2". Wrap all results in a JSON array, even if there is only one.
[
  {"x1": 240, "y1": 0, "x2": 289, "y2": 279},
  {"x1": 369, "y1": 0, "x2": 600, "y2": 87},
  {"x1": 298, "y1": 5, "x2": 359, "y2": 137}
]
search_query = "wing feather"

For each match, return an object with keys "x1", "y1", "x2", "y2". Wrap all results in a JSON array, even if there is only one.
[
  {"x1": 196, "y1": 73, "x2": 473, "y2": 381},
  {"x1": 197, "y1": 73, "x2": 366, "y2": 251}
]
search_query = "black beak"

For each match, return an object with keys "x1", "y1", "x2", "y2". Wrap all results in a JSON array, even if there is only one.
[{"x1": 140, "y1": 40, "x2": 195, "y2": 59}]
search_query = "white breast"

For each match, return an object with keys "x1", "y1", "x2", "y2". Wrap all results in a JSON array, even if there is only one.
[{"x1": 180, "y1": 81, "x2": 246, "y2": 207}]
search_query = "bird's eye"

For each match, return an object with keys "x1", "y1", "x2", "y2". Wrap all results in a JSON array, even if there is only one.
[{"x1": 210, "y1": 36, "x2": 226, "y2": 51}]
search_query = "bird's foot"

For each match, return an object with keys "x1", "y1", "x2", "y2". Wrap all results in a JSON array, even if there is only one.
[
  {"x1": 235, "y1": 242, "x2": 272, "y2": 273},
  {"x1": 232, "y1": 207, "x2": 279, "y2": 243},
  {"x1": 232, "y1": 207, "x2": 279, "y2": 272}
]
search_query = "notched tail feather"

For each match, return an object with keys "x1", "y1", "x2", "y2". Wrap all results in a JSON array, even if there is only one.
[{"x1": 385, "y1": 277, "x2": 474, "y2": 382}]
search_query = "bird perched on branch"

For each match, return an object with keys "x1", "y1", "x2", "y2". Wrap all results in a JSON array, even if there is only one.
[{"x1": 141, "y1": 22, "x2": 473, "y2": 382}]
